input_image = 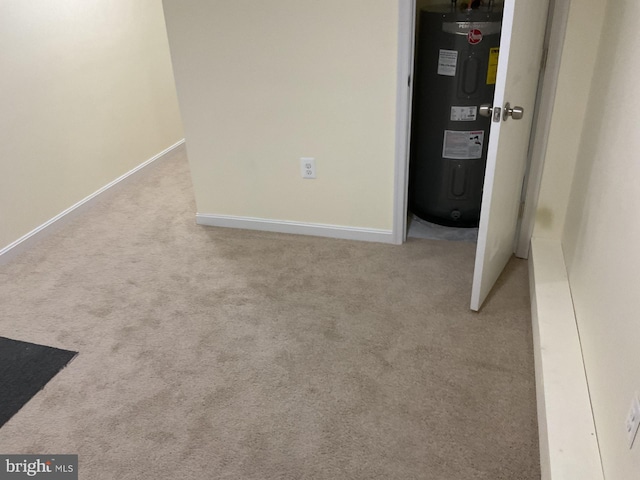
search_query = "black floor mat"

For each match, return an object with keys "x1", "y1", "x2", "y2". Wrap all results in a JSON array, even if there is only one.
[{"x1": 0, "y1": 337, "x2": 77, "y2": 428}]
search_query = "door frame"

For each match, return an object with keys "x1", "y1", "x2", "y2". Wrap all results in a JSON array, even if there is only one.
[
  {"x1": 392, "y1": 0, "x2": 417, "y2": 245},
  {"x1": 392, "y1": 0, "x2": 569, "y2": 254},
  {"x1": 514, "y1": 0, "x2": 570, "y2": 258}
]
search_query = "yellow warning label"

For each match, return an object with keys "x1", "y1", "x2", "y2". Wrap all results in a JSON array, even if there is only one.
[{"x1": 486, "y1": 48, "x2": 499, "y2": 85}]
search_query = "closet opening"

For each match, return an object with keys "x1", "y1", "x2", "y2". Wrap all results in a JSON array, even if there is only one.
[{"x1": 407, "y1": 0, "x2": 504, "y2": 243}]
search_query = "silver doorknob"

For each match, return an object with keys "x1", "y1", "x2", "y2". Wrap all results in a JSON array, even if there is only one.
[
  {"x1": 479, "y1": 104, "x2": 493, "y2": 118},
  {"x1": 480, "y1": 104, "x2": 502, "y2": 122},
  {"x1": 503, "y1": 102, "x2": 524, "y2": 121}
]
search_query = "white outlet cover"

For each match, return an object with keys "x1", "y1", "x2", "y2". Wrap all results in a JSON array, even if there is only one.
[
  {"x1": 625, "y1": 394, "x2": 640, "y2": 448},
  {"x1": 300, "y1": 157, "x2": 316, "y2": 179}
]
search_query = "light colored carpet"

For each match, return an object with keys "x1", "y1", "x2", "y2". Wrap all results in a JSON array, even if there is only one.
[{"x1": 0, "y1": 145, "x2": 539, "y2": 479}]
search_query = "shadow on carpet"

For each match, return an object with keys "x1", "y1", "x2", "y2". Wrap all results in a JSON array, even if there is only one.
[{"x1": 0, "y1": 337, "x2": 77, "y2": 428}]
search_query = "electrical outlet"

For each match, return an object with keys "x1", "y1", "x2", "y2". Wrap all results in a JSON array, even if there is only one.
[
  {"x1": 625, "y1": 393, "x2": 640, "y2": 448},
  {"x1": 300, "y1": 157, "x2": 316, "y2": 179}
]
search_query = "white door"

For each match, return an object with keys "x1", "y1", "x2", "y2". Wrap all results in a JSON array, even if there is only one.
[{"x1": 470, "y1": 0, "x2": 550, "y2": 311}]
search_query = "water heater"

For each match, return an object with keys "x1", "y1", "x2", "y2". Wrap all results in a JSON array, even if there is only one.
[{"x1": 409, "y1": 3, "x2": 502, "y2": 227}]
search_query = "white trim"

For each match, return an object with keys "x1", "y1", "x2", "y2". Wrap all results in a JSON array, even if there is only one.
[
  {"x1": 529, "y1": 237, "x2": 604, "y2": 480},
  {"x1": 0, "y1": 139, "x2": 186, "y2": 265},
  {"x1": 392, "y1": 0, "x2": 417, "y2": 245},
  {"x1": 515, "y1": 0, "x2": 571, "y2": 259},
  {"x1": 196, "y1": 214, "x2": 394, "y2": 244}
]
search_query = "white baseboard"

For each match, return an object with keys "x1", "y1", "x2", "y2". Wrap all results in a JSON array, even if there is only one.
[
  {"x1": 529, "y1": 237, "x2": 603, "y2": 480},
  {"x1": 0, "y1": 139, "x2": 185, "y2": 265},
  {"x1": 196, "y1": 214, "x2": 394, "y2": 244}
]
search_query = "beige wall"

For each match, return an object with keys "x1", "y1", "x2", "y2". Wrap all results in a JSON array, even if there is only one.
[
  {"x1": 535, "y1": 0, "x2": 640, "y2": 477},
  {"x1": 560, "y1": 1, "x2": 640, "y2": 477},
  {"x1": 0, "y1": 0, "x2": 184, "y2": 251},
  {"x1": 532, "y1": 0, "x2": 605, "y2": 239},
  {"x1": 163, "y1": 0, "x2": 398, "y2": 231}
]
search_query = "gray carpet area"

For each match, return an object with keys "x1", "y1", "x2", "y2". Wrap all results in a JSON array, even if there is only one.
[{"x1": 0, "y1": 145, "x2": 539, "y2": 479}]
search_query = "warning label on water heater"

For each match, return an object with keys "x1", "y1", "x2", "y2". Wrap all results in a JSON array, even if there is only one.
[
  {"x1": 437, "y1": 49, "x2": 458, "y2": 76},
  {"x1": 450, "y1": 106, "x2": 477, "y2": 121},
  {"x1": 486, "y1": 48, "x2": 500, "y2": 85},
  {"x1": 442, "y1": 130, "x2": 484, "y2": 159}
]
